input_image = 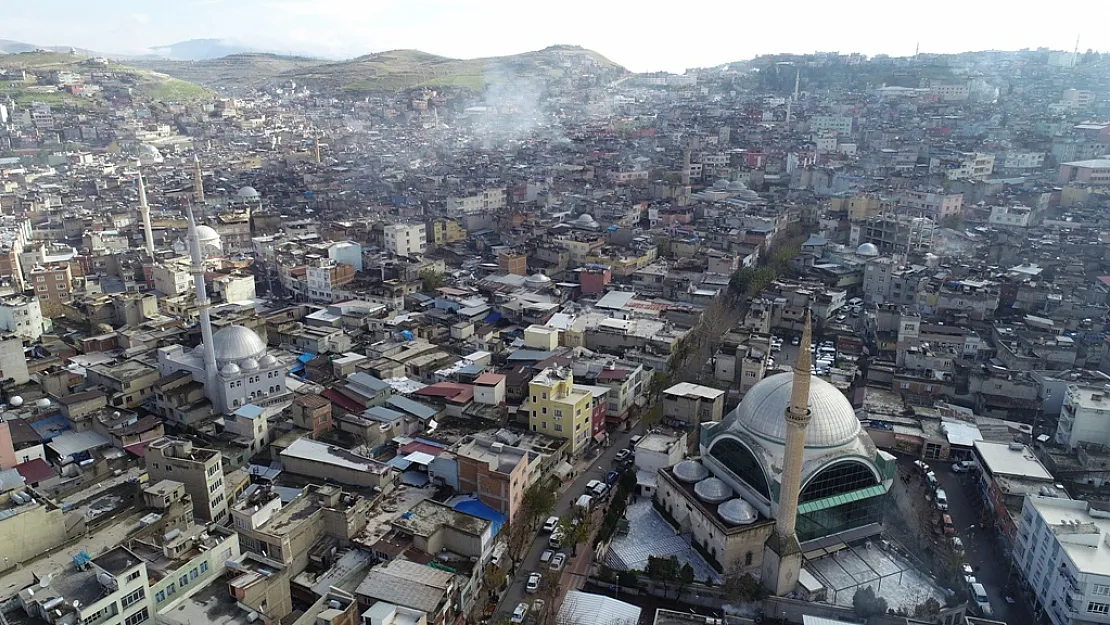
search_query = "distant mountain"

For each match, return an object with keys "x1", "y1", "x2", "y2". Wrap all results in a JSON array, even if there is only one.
[
  {"x1": 149, "y1": 39, "x2": 259, "y2": 61},
  {"x1": 128, "y1": 53, "x2": 327, "y2": 90},
  {"x1": 0, "y1": 39, "x2": 102, "y2": 56}
]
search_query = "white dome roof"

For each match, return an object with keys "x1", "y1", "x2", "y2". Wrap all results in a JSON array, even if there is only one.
[
  {"x1": 721, "y1": 372, "x2": 861, "y2": 448},
  {"x1": 713, "y1": 178, "x2": 730, "y2": 190},
  {"x1": 727, "y1": 180, "x2": 748, "y2": 191},
  {"x1": 195, "y1": 225, "x2": 221, "y2": 244},
  {"x1": 694, "y1": 477, "x2": 733, "y2": 503},
  {"x1": 856, "y1": 242, "x2": 880, "y2": 257},
  {"x1": 237, "y1": 186, "x2": 260, "y2": 198},
  {"x1": 673, "y1": 460, "x2": 710, "y2": 483},
  {"x1": 220, "y1": 362, "x2": 241, "y2": 376},
  {"x1": 525, "y1": 273, "x2": 552, "y2": 287},
  {"x1": 718, "y1": 498, "x2": 758, "y2": 525},
  {"x1": 240, "y1": 358, "x2": 259, "y2": 371},
  {"x1": 259, "y1": 354, "x2": 278, "y2": 367},
  {"x1": 212, "y1": 325, "x2": 267, "y2": 364}
]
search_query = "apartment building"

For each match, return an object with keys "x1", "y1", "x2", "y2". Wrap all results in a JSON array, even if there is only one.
[
  {"x1": 27, "y1": 263, "x2": 73, "y2": 304},
  {"x1": 17, "y1": 546, "x2": 152, "y2": 625},
  {"x1": 1056, "y1": 384, "x2": 1110, "y2": 449},
  {"x1": 146, "y1": 438, "x2": 228, "y2": 523},
  {"x1": 456, "y1": 433, "x2": 529, "y2": 522},
  {"x1": 427, "y1": 218, "x2": 467, "y2": 248},
  {"x1": 989, "y1": 205, "x2": 1032, "y2": 228},
  {"x1": 528, "y1": 366, "x2": 594, "y2": 455},
  {"x1": 446, "y1": 188, "x2": 506, "y2": 214},
  {"x1": 1014, "y1": 496, "x2": 1110, "y2": 625},
  {"x1": 810, "y1": 115, "x2": 854, "y2": 135},
  {"x1": 1059, "y1": 159, "x2": 1110, "y2": 186},
  {"x1": 0, "y1": 294, "x2": 45, "y2": 340},
  {"x1": 152, "y1": 260, "x2": 193, "y2": 296},
  {"x1": 661, "y1": 382, "x2": 725, "y2": 426},
  {"x1": 0, "y1": 486, "x2": 68, "y2": 573},
  {"x1": 86, "y1": 359, "x2": 162, "y2": 409},
  {"x1": 383, "y1": 224, "x2": 427, "y2": 257},
  {"x1": 896, "y1": 190, "x2": 964, "y2": 220}
]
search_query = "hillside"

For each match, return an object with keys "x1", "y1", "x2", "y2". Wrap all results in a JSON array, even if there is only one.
[
  {"x1": 0, "y1": 50, "x2": 211, "y2": 104},
  {"x1": 129, "y1": 53, "x2": 327, "y2": 90},
  {"x1": 136, "y1": 45, "x2": 625, "y2": 94}
]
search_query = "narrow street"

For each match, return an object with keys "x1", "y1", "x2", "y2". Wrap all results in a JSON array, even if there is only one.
[{"x1": 492, "y1": 424, "x2": 637, "y2": 622}]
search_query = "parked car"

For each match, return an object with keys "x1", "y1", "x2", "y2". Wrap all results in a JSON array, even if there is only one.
[
  {"x1": 586, "y1": 479, "x2": 609, "y2": 498},
  {"x1": 605, "y1": 470, "x2": 620, "y2": 486},
  {"x1": 511, "y1": 603, "x2": 528, "y2": 624},
  {"x1": 913, "y1": 460, "x2": 930, "y2": 473},
  {"x1": 542, "y1": 516, "x2": 560, "y2": 533},
  {"x1": 962, "y1": 563, "x2": 977, "y2": 586},
  {"x1": 935, "y1": 489, "x2": 948, "y2": 511},
  {"x1": 791, "y1": 336, "x2": 801, "y2": 346},
  {"x1": 550, "y1": 552, "x2": 567, "y2": 571},
  {"x1": 540, "y1": 549, "x2": 554, "y2": 564},
  {"x1": 526, "y1": 572, "x2": 542, "y2": 594},
  {"x1": 941, "y1": 514, "x2": 955, "y2": 535},
  {"x1": 615, "y1": 449, "x2": 632, "y2": 464},
  {"x1": 952, "y1": 460, "x2": 977, "y2": 473},
  {"x1": 950, "y1": 536, "x2": 965, "y2": 554},
  {"x1": 549, "y1": 530, "x2": 564, "y2": 549},
  {"x1": 970, "y1": 582, "x2": 993, "y2": 616},
  {"x1": 926, "y1": 472, "x2": 939, "y2": 489}
]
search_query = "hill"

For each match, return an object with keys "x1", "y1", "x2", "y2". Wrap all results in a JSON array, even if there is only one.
[
  {"x1": 149, "y1": 39, "x2": 259, "y2": 61},
  {"x1": 0, "y1": 39, "x2": 101, "y2": 56},
  {"x1": 0, "y1": 51, "x2": 211, "y2": 105},
  {"x1": 137, "y1": 45, "x2": 625, "y2": 94},
  {"x1": 128, "y1": 53, "x2": 327, "y2": 90}
]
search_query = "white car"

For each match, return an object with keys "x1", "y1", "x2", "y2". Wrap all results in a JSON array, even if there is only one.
[
  {"x1": 511, "y1": 602, "x2": 528, "y2": 624},
  {"x1": 952, "y1": 460, "x2": 976, "y2": 473},
  {"x1": 970, "y1": 582, "x2": 992, "y2": 616},
  {"x1": 542, "y1": 516, "x2": 560, "y2": 532},
  {"x1": 526, "y1": 572, "x2": 542, "y2": 594},
  {"x1": 550, "y1": 552, "x2": 567, "y2": 571},
  {"x1": 540, "y1": 549, "x2": 554, "y2": 563},
  {"x1": 935, "y1": 488, "x2": 948, "y2": 511}
]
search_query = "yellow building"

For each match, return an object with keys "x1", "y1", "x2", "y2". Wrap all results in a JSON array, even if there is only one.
[
  {"x1": 529, "y1": 366, "x2": 593, "y2": 454},
  {"x1": 428, "y1": 218, "x2": 467, "y2": 248}
]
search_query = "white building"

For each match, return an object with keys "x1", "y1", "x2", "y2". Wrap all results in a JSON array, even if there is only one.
[
  {"x1": 328, "y1": 241, "x2": 362, "y2": 272},
  {"x1": 809, "y1": 115, "x2": 853, "y2": 135},
  {"x1": 383, "y1": 224, "x2": 427, "y2": 258},
  {"x1": 0, "y1": 295, "x2": 45, "y2": 341},
  {"x1": 989, "y1": 205, "x2": 1032, "y2": 228},
  {"x1": 152, "y1": 261, "x2": 193, "y2": 296},
  {"x1": 1056, "y1": 384, "x2": 1110, "y2": 449},
  {"x1": 446, "y1": 188, "x2": 506, "y2": 214},
  {"x1": 0, "y1": 337, "x2": 29, "y2": 384},
  {"x1": 1014, "y1": 496, "x2": 1110, "y2": 625}
]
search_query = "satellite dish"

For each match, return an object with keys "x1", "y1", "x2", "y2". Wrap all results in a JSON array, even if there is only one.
[
  {"x1": 10, "y1": 396, "x2": 23, "y2": 407},
  {"x1": 37, "y1": 398, "x2": 51, "y2": 408}
]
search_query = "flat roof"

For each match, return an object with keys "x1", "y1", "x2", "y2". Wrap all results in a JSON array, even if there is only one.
[
  {"x1": 974, "y1": 441, "x2": 1054, "y2": 481},
  {"x1": 663, "y1": 382, "x2": 725, "y2": 400},
  {"x1": 281, "y1": 438, "x2": 391, "y2": 475},
  {"x1": 1028, "y1": 496, "x2": 1110, "y2": 577}
]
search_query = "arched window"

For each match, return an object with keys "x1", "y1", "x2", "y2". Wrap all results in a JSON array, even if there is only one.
[
  {"x1": 801, "y1": 460, "x2": 878, "y2": 503},
  {"x1": 709, "y1": 438, "x2": 770, "y2": 500},
  {"x1": 744, "y1": 551, "x2": 753, "y2": 566}
]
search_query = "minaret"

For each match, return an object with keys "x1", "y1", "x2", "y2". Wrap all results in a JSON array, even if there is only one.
[
  {"x1": 137, "y1": 171, "x2": 155, "y2": 256},
  {"x1": 793, "y1": 68, "x2": 801, "y2": 101},
  {"x1": 186, "y1": 205, "x2": 218, "y2": 407},
  {"x1": 313, "y1": 134, "x2": 321, "y2": 164},
  {"x1": 193, "y1": 156, "x2": 205, "y2": 204},
  {"x1": 762, "y1": 310, "x2": 813, "y2": 596}
]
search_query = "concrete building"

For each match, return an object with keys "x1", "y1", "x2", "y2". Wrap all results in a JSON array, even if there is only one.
[
  {"x1": 1059, "y1": 159, "x2": 1110, "y2": 186},
  {"x1": 383, "y1": 224, "x2": 427, "y2": 258},
  {"x1": 1014, "y1": 496, "x2": 1110, "y2": 625},
  {"x1": 152, "y1": 260, "x2": 193, "y2": 296},
  {"x1": 989, "y1": 205, "x2": 1033, "y2": 228},
  {"x1": 355, "y1": 559, "x2": 460, "y2": 625},
  {"x1": 1056, "y1": 384, "x2": 1110, "y2": 449},
  {"x1": 972, "y1": 440, "x2": 1058, "y2": 544},
  {"x1": 86, "y1": 359, "x2": 161, "y2": 409},
  {"x1": 27, "y1": 263, "x2": 73, "y2": 304},
  {"x1": 291, "y1": 394, "x2": 332, "y2": 437},
  {"x1": 0, "y1": 486, "x2": 68, "y2": 574},
  {"x1": 455, "y1": 433, "x2": 529, "y2": 522},
  {"x1": 16, "y1": 546, "x2": 153, "y2": 625},
  {"x1": 279, "y1": 437, "x2": 395, "y2": 490},
  {"x1": 146, "y1": 437, "x2": 228, "y2": 523},
  {"x1": 528, "y1": 366, "x2": 594, "y2": 455},
  {"x1": 0, "y1": 336, "x2": 29, "y2": 385},
  {"x1": 661, "y1": 382, "x2": 725, "y2": 426},
  {"x1": 0, "y1": 294, "x2": 45, "y2": 340},
  {"x1": 497, "y1": 251, "x2": 527, "y2": 276},
  {"x1": 896, "y1": 190, "x2": 964, "y2": 221}
]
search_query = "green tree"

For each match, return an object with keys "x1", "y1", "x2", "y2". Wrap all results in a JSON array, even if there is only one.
[
  {"x1": 722, "y1": 568, "x2": 767, "y2": 602},
  {"x1": 521, "y1": 482, "x2": 556, "y2": 527},
  {"x1": 852, "y1": 586, "x2": 888, "y2": 618},
  {"x1": 558, "y1": 511, "x2": 594, "y2": 557},
  {"x1": 419, "y1": 268, "x2": 445, "y2": 291},
  {"x1": 676, "y1": 562, "x2": 695, "y2": 600},
  {"x1": 646, "y1": 555, "x2": 682, "y2": 598}
]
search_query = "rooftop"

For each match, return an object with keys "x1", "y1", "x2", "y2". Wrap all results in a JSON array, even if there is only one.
[
  {"x1": 974, "y1": 441, "x2": 1054, "y2": 481},
  {"x1": 391, "y1": 499, "x2": 491, "y2": 538},
  {"x1": 281, "y1": 437, "x2": 392, "y2": 475}
]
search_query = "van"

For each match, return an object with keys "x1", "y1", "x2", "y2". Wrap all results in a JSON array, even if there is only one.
[
  {"x1": 575, "y1": 494, "x2": 594, "y2": 513},
  {"x1": 848, "y1": 297, "x2": 863, "y2": 306},
  {"x1": 970, "y1": 582, "x2": 992, "y2": 616},
  {"x1": 935, "y1": 489, "x2": 948, "y2": 511},
  {"x1": 549, "y1": 530, "x2": 564, "y2": 549}
]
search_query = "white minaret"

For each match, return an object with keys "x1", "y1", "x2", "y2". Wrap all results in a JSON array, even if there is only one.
[
  {"x1": 137, "y1": 171, "x2": 155, "y2": 256},
  {"x1": 186, "y1": 205, "x2": 218, "y2": 403},
  {"x1": 763, "y1": 310, "x2": 813, "y2": 596},
  {"x1": 193, "y1": 156, "x2": 205, "y2": 204}
]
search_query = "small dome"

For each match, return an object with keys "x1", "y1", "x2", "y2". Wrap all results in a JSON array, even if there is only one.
[
  {"x1": 240, "y1": 358, "x2": 259, "y2": 371},
  {"x1": 195, "y1": 225, "x2": 221, "y2": 245},
  {"x1": 259, "y1": 354, "x2": 278, "y2": 367},
  {"x1": 237, "y1": 186, "x2": 260, "y2": 198},
  {"x1": 694, "y1": 477, "x2": 733, "y2": 504},
  {"x1": 10, "y1": 396, "x2": 23, "y2": 407},
  {"x1": 718, "y1": 498, "x2": 758, "y2": 525},
  {"x1": 193, "y1": 344, "x2": 207, "y2": 356},
  {"x1": 94, "y1": 323, "x2": 114, "y2": 334},
  {"x1": 220, "y1": 362, "x2": 241, "y2": 376},
  {"x1": 673, "y1": 460, "x2": 710, "y2": 483},
  {"x1": 525, "y1": 273, "x2": 552, "y2": 288},
  {"x1": 713, "y1": 178, "x2": 730, "y2": 190},
  {"x1": 212, "y1": 325, "x2": 267, "y2": 364},
  {"x1": 727, "y1": 180, "x2": 748, "y2": 191},
  {"x1": 36, "y1": 398, "x2": 51, "y2": 408},
  {"x1": 856, "y1": 242, "x2": 880, "y2": 257},
  {"x1": 138, "y1": 144, "x2": 163, "y2": 165}
]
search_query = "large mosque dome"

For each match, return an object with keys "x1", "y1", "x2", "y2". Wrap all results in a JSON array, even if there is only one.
[
  {"x1": 212, "y1": 325, "x2": 268, "y2": 365},
  {"x1": 724, "y1": 373, "x2": 861, "y2": 448}
]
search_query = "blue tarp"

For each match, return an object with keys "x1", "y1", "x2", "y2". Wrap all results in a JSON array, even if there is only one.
[
  {"x1": 29, "y1": 413, "x2": 70, "y2": 441},
  {"x1": 483, "y1": 311, "x2": 502, "y2": 324},
  {"x1": 454, "y1": 497, "x2": 506, "y2": 537}
]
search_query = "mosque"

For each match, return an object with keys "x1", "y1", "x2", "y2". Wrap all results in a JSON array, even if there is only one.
[
  {"x1": 155, "y1": 206, "x2": 287, "y2": 415},
  {"x1": 655, "y1": 314, "x2": 895, "y2": 595}
]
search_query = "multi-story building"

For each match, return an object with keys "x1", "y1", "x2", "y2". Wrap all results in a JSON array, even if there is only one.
[
  {"x1": 931, "y1": 152, "x2": 995, "y2": 181},
  {"x1": 989, "y1": 205, "x2": 1032, "y2": 228},
  {"x1": 528, "y1": 366, "x2": 594, "y2": 455},
  {"x1": 0, "y1": 294, "x2": 45, "y2": 340},
  {"x1": 86, "y1": 359, "x2": 162, "y2": 409},
  {"x1": 383, "y1": 224, "x2": 427, "y2": 257},
  {"x1": 0, "y1": 336, "x2": 29, "y2": 385},
  {"x1": 147, "y1": 438, "x2": 228, "y2": 523},
  {"x1": 153, "y1": 260, "x2": 193, "y2": 296},
  {"x1": 930, "y1": 82, "x2": 970, "y2": 101},
  {"x1": 27, "y1": 263, "x2": 73, "y2": 304},
  {"x1": 0, "y1": 486, "x2": 68, "y2": 573},
  {"x1": 896, "y1": 190, "x2": 964, "y2": 220},
  {"x1": 16, "y1": 546, "x2": 152, "y2": 625},
  {"x1": 1059, "y1": 159, "x2": 1110, "y2": 186},
  {"x1": 862, "y1": 257, "x2": 929, "y2": 305},
  {"x1": 855, "y1": 214, "x2": 935, "y2": 255},
  {"x1": 1056, "y1": 384, "x2": 1110, "y2": 449},
  {"x1": 427, "y1": 218, "x2": 467, "y2": 248},
  {"x1": 455, "y1": 433, "x2": 529, "y2": 522},
  {"x1": 1013, "y1": 496, "x2": 1110, "y2": 625},
  {"x1": 1060, "y1": 88, "x2": 1095, "y2": 111},
  {"x1": 446, "y1": 188, "x2": 506, "y2": 214},
  {"x1": 570, "y1": 358, "x2": 646, "y2": 426},
  {"x1": 305, "y1": 258, "x2": 356, "y2": 302},
  {"x1": 661, "y1": 382, "x2": 725, "y2": 426},
  {"x1": 497, "y1": 251, "x2": 527, "y2": 276},
  {"x1": 809, "y1": 115, "x2": 854, "y2": 135}
]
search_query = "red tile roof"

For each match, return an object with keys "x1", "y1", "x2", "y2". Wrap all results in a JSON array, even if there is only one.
[
  {"x1": 322, "y1": 388, "x2": 365, "y2": 413},
  {"x1": 473, "y1": 373, "x2": 505, "y2": 386},
  {"x1": 15, "y1": 458, "x2": 56, "y2": 484}
]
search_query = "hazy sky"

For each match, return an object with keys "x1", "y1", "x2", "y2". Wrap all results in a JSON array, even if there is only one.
[{"x1": 4, "y1": 0, "x2": 1109, "y2": 72}]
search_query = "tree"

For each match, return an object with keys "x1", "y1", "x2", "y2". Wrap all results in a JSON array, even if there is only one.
[
  {"x1": 557, "y1": 511, "x2": 593, "y2": 557},
  {"x1": 675, "y1": 562, "x2": 695, "y2": 601},
  {"x1": 646, "y1": 555, "x2": 682, "y2": 599},
  {"x1": 722, "y1": 566, "x2": 767, "y2": 603},
  {"x1": 505, "y1": 519, "x2": 532, "y2": 563},
  {"x1": 852, "y1": 586, "x2": 888, "y2": 618},
  {"x1": 521, "y1": 482, "x2": 556, "y2": 527},
  {"x1": 419, "y1": 268, "x2": 445, "y2": 291},
  {"x1": 913, "y1": 597, "x2": 942, "y2": 619}
]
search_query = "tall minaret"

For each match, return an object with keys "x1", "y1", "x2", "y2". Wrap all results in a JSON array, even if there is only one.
[
  {"x1": 793, "y1": 68, "x2": 801, "y2": 101},
  {"x1": 192, "y1": 156, "x2": 205, "y2": 204},
  {"x1": 313, "y1": 133, "x2": 321, "y2": 164},
  {"x1": 762, "y1": 310, "x2": 813, "y2": 596},
  {"x1": 186, "y1": 205, "x2": 218, "y2": 406},
  {"x1": 137, "y1": 171, "x2": 155, "y2": 256}
]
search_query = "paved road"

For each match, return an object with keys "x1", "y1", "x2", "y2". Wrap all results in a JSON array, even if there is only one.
[
  {"x1": 936, "y1": 465, "x2": 1032, "y2": 624},
  {"x1": 493, "y1": 425, "x2": 637, "y2": 621}
]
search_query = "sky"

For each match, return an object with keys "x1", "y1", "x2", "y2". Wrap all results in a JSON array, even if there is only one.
[{"x1": 3, "y1": 0, "x2": 1110, "y2": 72}]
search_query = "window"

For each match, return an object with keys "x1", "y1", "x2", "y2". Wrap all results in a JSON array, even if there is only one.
[
  {"x1": 554, "y1": 424, "x2": 563, "y2": 432},
  {"x1": 179, "y1": 574, "x2": 188, "y2": 587},
  {"x1": 166, "y1": 584, "x2": 175, "y2": 596},
  {"x1": 155, "y1": 591, "x2": 165, "y2": 603},
  {"x1": 1089, "y1": 603, "x2": 1110, "y2": 615},
  {"x1": 801, "y1": 461, "x2": 879, "y2": 503},
  {"x1": 709, "y1": 438, "x2": 770, "y2": 499},
  {"x1": 541, "y1": 421, "x2": 547, "y2": 430},
  {"x1": 190, "y1": 568, "x2": 198, "y2": 580},
  {"x1": 554, "y1": 409, "x2": 563, "y2": 418},
  {"x1": 124, "y1": 609, "x2": 149, "y2": 625},
  {"x1": 745, "y1": 551, "x2": 753, "y2": 566},
  {"x1": 542, "y1": 392, "x2": 547, "y2": 400},
  {"x1": 121, "y1": 588, "x2": 145, "y2": 609},
  {"x1": 200, "y1": 561, "x2": 209, "y2": 573}
]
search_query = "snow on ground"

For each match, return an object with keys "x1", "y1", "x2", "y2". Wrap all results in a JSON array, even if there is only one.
[
  {"x1": 605, "y1": 500, "x2": 723, "y2": 584},
  {"x1": 808, "y1": 544, "x2": 946, "y2": 612}
]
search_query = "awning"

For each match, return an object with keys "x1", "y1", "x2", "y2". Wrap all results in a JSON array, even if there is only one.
[
  {"x1": 797, "y1": 485, "x2": 887, "y2": 515},
  {"x1": 593, "y1": 432, "x2": 607, "y2": 444}
]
